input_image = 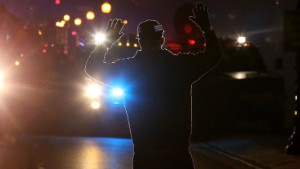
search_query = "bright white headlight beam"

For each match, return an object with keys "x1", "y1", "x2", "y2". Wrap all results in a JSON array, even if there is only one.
[
  {"x1": 94, "y1": 32, "x2": 106, "y2": 45},
  {"x1": 86, "y1": 84, "x2": 102, "y2": 98},
  {"x1": 237, "y1": 36, "x2": 246, "y2": 44}
]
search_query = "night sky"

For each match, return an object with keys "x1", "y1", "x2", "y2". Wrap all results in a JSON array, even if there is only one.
[
  {"x1": 0, "y1": 0, "x2": 298, "y2": 69},
  {"x1": 0, "y1": 0, "x2": 297, "y2": 36}
]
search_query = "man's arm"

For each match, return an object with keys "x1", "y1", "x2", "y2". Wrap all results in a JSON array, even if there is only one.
[
  {"x1": 84, "y1": 19, "x2": 125, "y2": 81},
  {"x1": 182, "y1": 2, "x2": 223, "y2": 74},
  {"x1": 84, "y1": 45, "x2": 109, "y2": 81}
]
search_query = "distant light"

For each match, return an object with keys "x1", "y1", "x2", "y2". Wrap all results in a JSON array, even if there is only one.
[
  {"x1": 188, "y1": 39, "x2": 196, "y2": 45},
  {"x1": 60, "y1": 20, "x2": 66, "y2": 26},
  {"x1": 42, "y1": 49, "x2": 47, "y2": 53},
  {"x1": 101, "y1": 2, "x2": 112, "y2": 14},
  {"x1": 74, "y1": 17, "x2": 82, "y2": 26},
  {"x1": 229, "y1": 72, "x2": 247, "y2": 80},
  {"x1": 118, "y1": 42, "x2": 122, "y2": 46},
  {"x1": 237, "y1": 36, "x2": 246, "y2": 44},
  {"x1": 15, "y1": 61, "x2": 20, "y2": 66},
  {"x1": 44, "y1": 43, "x2": 48, "y2": 48},
  {"x1": 123, "y1": 20, "x2": 128, "y2": 24},
  {"x1": 91, "y1": 101, "x2": 101, "y2": 110},
  {"x1": 71, "y1": 31, "x2": 77, "y2": 36},
  {"x1": 56, "y1": 21, "x2": 65, "y2": 27},
  {"x1": 55, "y1": 0, "x2": 60, "y2": 5},
  {"x1": 63, "y1": 14, "x2": 70, "y2": 21},
  {"x1": 295, "y1": 110, "x2": 298, "y2": 116},
  {"x1": 79, "y1": 42, "x2": 85, "y2": 47},
  {"x1": 133, "y1": 43, "x2": 138, "y2": 48},
  {"x1": 126, "y1": 42, "x2": 130, "y2": 47},
  {"x1": 86, "y1": 11, "x2": 95, "y2": 20},
  {"x1": 38, "y1": 29, "x2": 42, "y2": 36}
]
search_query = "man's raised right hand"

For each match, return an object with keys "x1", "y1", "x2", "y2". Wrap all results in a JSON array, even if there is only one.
[{"x1": 104, "y1": 18, "x2": 125, "y2": 48}]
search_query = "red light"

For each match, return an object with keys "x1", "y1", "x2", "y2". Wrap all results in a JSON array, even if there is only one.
[
  {"x1": 42, "y1": 49, "x2": 47, "y2": 53},
  {"x1": 71, "y1": 31, "x2": 77, "y2": 36},
  {"x1": 44, "y1": 43, "x2": 48, "y2": 48},
  {"x1": 55, "y1": 0, "x2": 60, "y2": 5},
  {"x1": 188, "y1": 39, "x2": 196, "y2": 45},
  {"x1": 184, "y1": 24, "x2": 192, "y2": 34},
  {"x1": 166, "y1": 42, "x2": 183, "y2": 53}
]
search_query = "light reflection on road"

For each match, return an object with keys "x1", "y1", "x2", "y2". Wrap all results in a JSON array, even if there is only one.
[{"x1": 0, "y1": 136, "x2": 134, "y2": 169}]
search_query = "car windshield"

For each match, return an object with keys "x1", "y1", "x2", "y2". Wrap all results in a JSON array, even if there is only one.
[{"x1": 217, "y1": 46, "x2": 267, "y2": 73}]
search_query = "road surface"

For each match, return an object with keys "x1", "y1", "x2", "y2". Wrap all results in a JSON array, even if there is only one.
[{"x1": 0, "y1": 136, "x2": 255, "y2": 169}]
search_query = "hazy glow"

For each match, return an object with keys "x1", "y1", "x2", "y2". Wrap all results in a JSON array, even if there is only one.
[
  {"x1": 14, "y1": 61, "x2": 20, "y2": 66},
  {"x1": 56, "y1": 21, "x2": 62, "y2": 27},
  {"x1": 86, "y1": 84, "x2": 102, "y2": 98},
  {"x1": 86, "y1": 11, "x2": 95, "y2": 20},
  {"x1": 101, "y1": 2, "x2": 112, "y2": 14},
  {"x1": 230, "y1": 72, "x2": 247, "y2": 80},
  {"x1": 91, "y1": 101, "x2": 101, "y2": 109},
  {"x1": 237, "y1": 36, "x2": 246, "y2": 44},
  {"x1": 0, "y1": 73, "x2": 4, "y2": 90},
  {"x1": 112, "y1": 88, "x2": 124, "y2": 97},
  {"x1": 74, "y1": 17, "x2": 82, "y2": 26},
  {"x1": 94, "y1": 33, "x2": 106, "y2": 45},
  {"x1": 63, "y1": 14, "x2": 70, "y2": 21}
]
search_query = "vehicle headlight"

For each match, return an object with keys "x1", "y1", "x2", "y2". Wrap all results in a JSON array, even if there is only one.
[
  {"x1": 94, "y1": 32, "x2": 106, "y2": 45},
  {"x1": 90, "y1": 101, "x2": 101, "y2": 110},
  {"x1": 237, "y1": 36, "x2": 246, "y2": 44},
  {"x1": 85, "y1": 83, "x2": 102, "y2": 99}
]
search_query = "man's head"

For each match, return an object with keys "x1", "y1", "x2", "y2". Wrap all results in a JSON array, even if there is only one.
[{"x1": 137, "y1": 20, "x2": 165, "y2": 51}]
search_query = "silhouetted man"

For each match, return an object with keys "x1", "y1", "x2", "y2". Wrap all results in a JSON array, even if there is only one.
[{"x1": 85, "y1": 2, "x2": 222, "y2": 169}]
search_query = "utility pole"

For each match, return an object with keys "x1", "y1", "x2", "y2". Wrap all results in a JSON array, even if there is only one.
[{"x1": 285, "y1": 0, "x2": 300, "y2": 155}]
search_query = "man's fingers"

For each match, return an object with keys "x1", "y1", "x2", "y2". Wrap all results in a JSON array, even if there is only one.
[
  {"x1": 107, "y1": 19, "x2": 113, "y2": 30},
  {"x1": 188, "y1": 16, "x2": 197, "y2": 25},
  {"x1": 115, "y1": 20, "x2": 124, "y2": 33},
  {"x1": 195, "y1": 2, "x2": 207, "y2": 12},
  {"x1": 112, "y1": 19, "x2": 118, "y2": 29}
]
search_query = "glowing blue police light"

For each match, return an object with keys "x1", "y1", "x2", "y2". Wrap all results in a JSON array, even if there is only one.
[{"x1": 111, "y1": 87, "x2": 124, "y2": 97}]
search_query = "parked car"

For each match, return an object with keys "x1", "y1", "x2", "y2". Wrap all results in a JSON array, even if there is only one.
[{"x1": 189, "y1": 38, "x2": 286, "y2": 139}]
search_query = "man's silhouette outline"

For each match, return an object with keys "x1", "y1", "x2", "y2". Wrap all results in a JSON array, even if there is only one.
[{"x1": 85, "y1": 2, "x2": 222, "y2": 169}]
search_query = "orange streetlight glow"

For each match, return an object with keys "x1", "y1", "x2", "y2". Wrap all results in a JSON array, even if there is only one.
[
  {"x1": 86, "y1": 11, "x2": 95, "y2": 20},
  {"x1": 74, "y1": 17, "x2": 82, "y2": 26},
  {"x1": 63, "y1": 14, "x2": 70, "y2": 21},
  {"x1": 101, "y1": 2, "x2": 112, "y2": 14}
]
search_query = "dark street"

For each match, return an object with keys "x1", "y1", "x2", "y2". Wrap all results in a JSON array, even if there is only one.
[
  {"x1": 1, "y1": 0, "x2": 300, "y2": 168},
  {"x1": 1, "y1": 134, "x2": 299, "y2": 169}
]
